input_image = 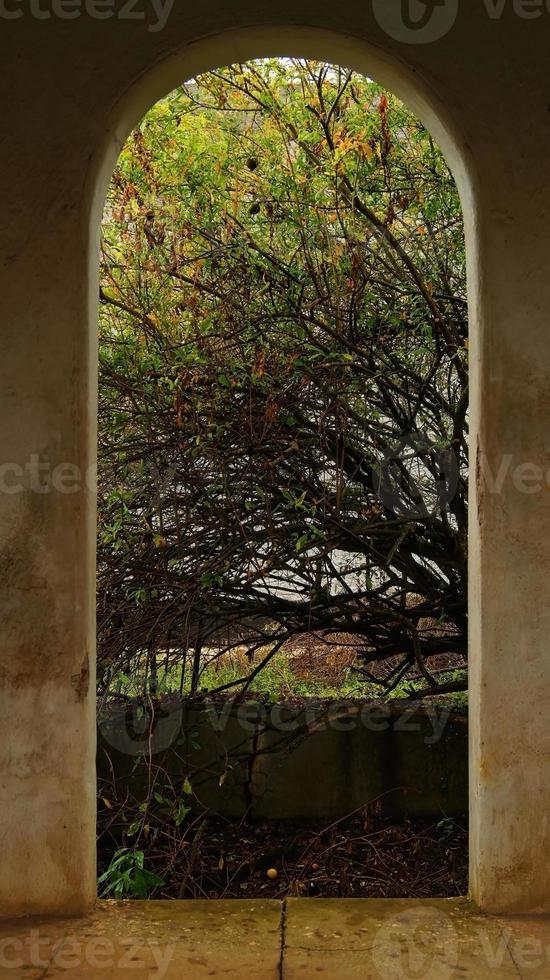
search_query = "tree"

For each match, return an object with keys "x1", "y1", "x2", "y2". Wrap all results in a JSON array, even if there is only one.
[{"x1": 98, "y1": 59, "x2": 468, "y2": 699}]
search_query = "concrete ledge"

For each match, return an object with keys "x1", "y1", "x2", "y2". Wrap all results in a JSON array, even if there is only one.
[
  {"x1": 284, "y1": 898, "x2": 519, "y2": 978},
  {"x1": 2, "y1": 899, "x2": 550, "y2": 977},
  {"x1": 0, "y1": 900, "x2": 282, "y2": 978}
]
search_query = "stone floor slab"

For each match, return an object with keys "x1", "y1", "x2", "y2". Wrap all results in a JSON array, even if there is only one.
[
  {"x1": 284, "y1": 898, "x2": 521, "y2": 978},
  {"x1": 3, "y1": 898, "x2": 550, "y2": 979},
  {"x1": 0, "y1": 900, "x2": 282, "y2": 978}
]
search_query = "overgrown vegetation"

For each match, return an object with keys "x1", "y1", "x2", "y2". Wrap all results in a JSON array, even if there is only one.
[
  {"x1": 97, "y1": 64, "x2": 469, "y2": 898},
  {"x1": 108, "y1": 643, "x2": 468, "y2": 706},
  {"x1": 97, "y1": 809, "x2": 467, "y2": 900},
  {"x1": 98, "y1": 59, "x2": 468, "y2": 703}
]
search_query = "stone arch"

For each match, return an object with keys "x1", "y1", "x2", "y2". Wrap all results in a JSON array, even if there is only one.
[{"x1": 16, "y1": 12, "x2": 550, "y2": 918}]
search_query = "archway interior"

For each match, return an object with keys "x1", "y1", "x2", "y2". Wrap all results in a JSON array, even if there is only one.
[{"x1": 96, "y1": 54, "x2": 469, "y2": 902}]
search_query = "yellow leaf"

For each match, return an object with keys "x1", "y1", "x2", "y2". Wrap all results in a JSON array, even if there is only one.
[{"x1": 358, "y1": 141, "x2": 374, "y2": 160}]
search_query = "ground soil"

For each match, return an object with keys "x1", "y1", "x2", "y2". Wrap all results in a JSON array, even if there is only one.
[
  {"x1": 175, "y1": 813, "x2": 468, "y2": 900},
  {"x1": 98, "y1": 811, "x2": 468, "y2": 901}
]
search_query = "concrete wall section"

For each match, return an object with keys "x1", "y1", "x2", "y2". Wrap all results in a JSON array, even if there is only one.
[
  {"x1": 97, "y1": 701, "x2": 468, "y2": 820},
  {"x1": 2, "y1": 1, "x2": 550, "y2": 914}
]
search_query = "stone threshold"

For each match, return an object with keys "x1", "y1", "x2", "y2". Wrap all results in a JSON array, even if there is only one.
[{"x1": 1, "y1": 898, "x2": 550, "y2": 977}]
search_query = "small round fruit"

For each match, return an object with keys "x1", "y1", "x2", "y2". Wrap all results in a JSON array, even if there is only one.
[{"x1": 266, "y1": 868, "x2": 278, "y2": 880}]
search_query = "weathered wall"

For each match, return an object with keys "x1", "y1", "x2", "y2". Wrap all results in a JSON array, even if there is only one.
[
  {"x1": 97, "y1": 701, "x2": 468, "y2": 820},
  {"x1": 2, "y1": 2, "x2": 550, "y2": 915}
]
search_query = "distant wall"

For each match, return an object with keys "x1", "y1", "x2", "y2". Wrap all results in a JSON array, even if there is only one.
[{"x1": 97, "y1": 699, "x2": 468, "y2": 819}]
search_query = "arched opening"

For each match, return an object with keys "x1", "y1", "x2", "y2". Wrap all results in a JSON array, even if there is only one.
[
  {"x1": 92, "y1": 42, "x2": 476, "y2": 908},
  {"x1": 6, "y1": 4, "x2": 550, "y2": 932}
]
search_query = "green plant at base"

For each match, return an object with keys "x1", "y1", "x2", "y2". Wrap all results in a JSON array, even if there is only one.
[{"x1": 98, "y1": 847, "x2": 165, "y2": 898}]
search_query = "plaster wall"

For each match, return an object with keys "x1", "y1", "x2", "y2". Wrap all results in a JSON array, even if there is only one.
[{"x1": 1, "y1": 3, "x2": 550, "y2": 914}]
